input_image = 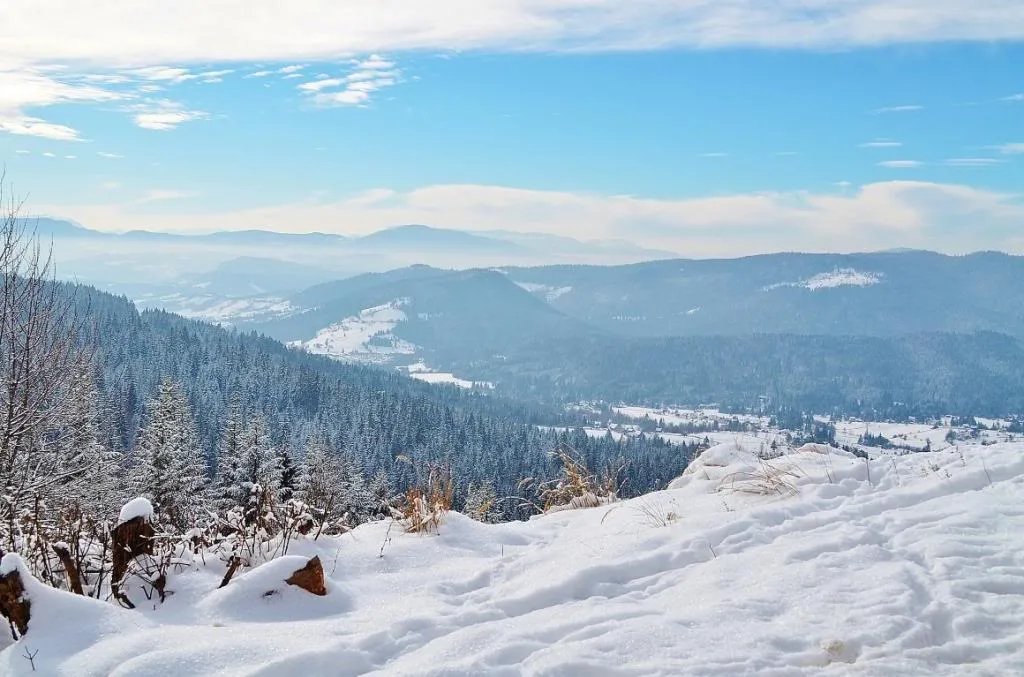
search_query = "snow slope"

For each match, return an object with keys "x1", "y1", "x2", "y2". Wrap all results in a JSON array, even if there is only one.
[
  {"x1": 765, "y1": 268, "x2": 884, "y2": 292},
  {"x1": 3, "y1": 443, "x2": 1024, "y2": 676},
  {"x1": 290, "y1": 300, "x2": 417, "y2": 363}
]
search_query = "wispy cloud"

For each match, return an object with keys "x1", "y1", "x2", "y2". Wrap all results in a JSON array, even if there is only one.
[
  {"x1": 872, "y1": 105, "x2": 923, "y2": 114},
  {"x1": 699, "y1": 152, "x2": 728, "y2": 158},
  {"x1": 126, "y1": 99, "x2": 208, "y2": 130},
  {"x1": 943, "y1": 158, "x2": 1005, "y2": 167},
  {"x1": 299, "y1": 56, "x2": 402, "y2": 107},
  {"x1": 0, "y1": 68, "x2": 126, "y2": 140},
  {"x1": 990, "y1": 142, "x2": 1024, "y2": 154},
  {"x1": 136, "y1": 189, "x2": 200, "y2": 203},
  {"x1": 774, "y1": 151, "x2": 799, "y2": 156},
  {"x1": 1003, "y1": 93, "x2": 1024, "y2": 101},
  {"x1": 98, "y1": 151, "x2": 123, "y2": 158},
  {"x1": 6, "y1": 1, "x2": 1024, "y2": 61},
  {"x1": 128, "y1": 66, "x2": 234, "y2": 85},
  {"x1": 878, "y1": 160, "x2": 923, "y2": 168},
  {"x1": 14, "y1": 149, "x2": 30, "y2": 154},
  {"x1": 860, "y1": 139, "x2": 902, "y2": 148},
  {"x1": 41, "y1": 152, "x2": 56, "y2": 158}
]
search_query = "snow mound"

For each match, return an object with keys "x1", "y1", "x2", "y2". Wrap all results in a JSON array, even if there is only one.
[
  {"x1": 196, "y1": 556, "x2": 351, "y2": 624},
  {"x1": 117, "y1": 497, "x2": 154, "y2": 525},
  {"x1": 0, "y1": 555, "x2": 154, "y2": 675},
  {"x1": 4, "y1": 445, "x2": 1024, "y2": 675}
]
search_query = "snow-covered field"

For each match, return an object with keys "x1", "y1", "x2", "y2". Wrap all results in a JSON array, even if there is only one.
[
  {"x1": 135, "y1": 293, "x2": 296, "y2": 326},
  {"x1": 402, "y1": 362, "x2": 495, "y2": 390},
  {"x1": 4, "y1": 442, "x2": 1024, "y2": 676},
  {"x1": 614, "y1": 405, "x2": 770, "y2": 428},
  {"x1": 290, "y1": 300, "x2": 417, "y2": 363}
]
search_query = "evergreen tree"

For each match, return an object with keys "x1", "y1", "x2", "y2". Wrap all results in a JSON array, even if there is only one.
[{"x1": 127, "y1": 378, "x2": 208, "y2": 530}]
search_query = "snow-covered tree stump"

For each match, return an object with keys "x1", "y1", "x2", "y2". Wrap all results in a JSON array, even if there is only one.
[
  {"x1": 111, "y1": 499, "x2": 157, "y2": 608},
  {"x1": 285, "y1": 556, "x2": 326, "y2": 596},
  {"x1": 0, "y1": 561, "x2": 30, "y2": 637}
]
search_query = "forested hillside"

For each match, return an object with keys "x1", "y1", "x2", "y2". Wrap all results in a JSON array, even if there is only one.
[{"x1": 72, "y1": 285, "x2": 693, "y2": 513}]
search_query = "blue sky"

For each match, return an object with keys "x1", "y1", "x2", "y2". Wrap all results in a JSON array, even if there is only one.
[{"x1": 1, "y1": 1, "x2": 1022, "y2": 256}]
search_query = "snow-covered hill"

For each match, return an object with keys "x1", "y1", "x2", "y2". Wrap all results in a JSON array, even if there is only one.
[{"x1": 3, "y1": 442, "x2": 1023, "y2": 675}]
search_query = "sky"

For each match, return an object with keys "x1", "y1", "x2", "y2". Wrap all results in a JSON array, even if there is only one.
[{"x1": 1, "y1": 1, "x2": 1022, "y2": 257}]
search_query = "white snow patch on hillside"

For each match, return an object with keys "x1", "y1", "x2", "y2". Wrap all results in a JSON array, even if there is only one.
[
  {"x1": 514, "y1": 281, "x2": 573, "y2": 302},
  {"x1": 5, "y1": 444, "x2": 1024, "y2": 675},
  {"x1": 401, "y1": 362, "x2": 494, "y2": 389},
  {"x1": 137, "y1": 293, "x2": 295, "y2": 325},
  {"x1": 766, "y1": 268, "x2": 883, "y2": 292},
  {"x1": 291, "y1": 299, "x2": 417, "y2": 363}
]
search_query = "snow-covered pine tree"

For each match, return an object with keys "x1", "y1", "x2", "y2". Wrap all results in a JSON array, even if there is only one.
[
  {"x1": 213, "y1": 398, "x2": 244, "y2": 510},
  {"x1": 57, "y1": 364, "x2": 125, "y2": 519},
  {"x1": 464, "y1": 481, "x2": 501, "y2": 523},
  {"x1": 232, "y1": 414, "x2": 283, "y2": 522},
  {"x1": 127, "y1": 378, "x2": 209, "y2": 530}
]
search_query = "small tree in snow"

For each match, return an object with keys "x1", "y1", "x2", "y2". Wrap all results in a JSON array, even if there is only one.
[
  {"x1": 127, "y1": 378, "x2": 208, "y2": 531},
  {"x1": 464, "y1": 481, "x2": 501, "y2": 523}
]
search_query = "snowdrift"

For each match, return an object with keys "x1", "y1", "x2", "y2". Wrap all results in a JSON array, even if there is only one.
[{"x1": 2, "y1": 443, "x2": 1023, "y2": 675}]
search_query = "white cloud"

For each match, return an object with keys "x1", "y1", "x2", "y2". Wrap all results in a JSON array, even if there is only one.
[
  {"x1": 136, "y1": 188, "x2": 200, "y2": 203},
  {"x1": 98, "y1": 151, "x2": 123, "y2": 158},
  {"x1": 32, "y1": 181, "x2": 1024, "y2": 257},
  {"x1": 41, "y1": 152, "x2": 56, "y2": 157},
  {"x1": 127, "y1": 99, "x2": 208, "y2": 130},
  {"x1": 278, "y1": 65, "x2": 305, "y2": 74},
  {"x1": 4, "y1": 1, "x2": 1024, "y2": 64},
  {"x1": 14, "y1": 149, "x2": 30, "y2": 154},
  {"x1": 1003, "y1": 93, "x2": 1024, "y2": 101},
  {"x1": 299, "y1": 58, "x2": 402, "y2": 107},
  {"x1": 64, "y1": 154, "x2": 76, "y2": 159},
  {"x1": 700, "y1": 152, "x2": 728, "y2": 158},
  {"x1": 878, "y1": 160, "x2": 923, "y2": 168},
  {"x1": 872, "y1": 105, "x2": 923, "y2": 114},
  {"x1": 943, "y1": 158, "x2": 1005, "y2": 166},
  {"x1": 245, "y1": 70, "x2": 273, "y2": 78},
  {"x1": 860, "y1": 140, "x2": 902, "y2": 148},
  {"x1": 991, "y1": 142, "x2": 1024, "y2": 154},
  {"x1": 0, "y1": 68, "x2": 126, "y2": 140}
]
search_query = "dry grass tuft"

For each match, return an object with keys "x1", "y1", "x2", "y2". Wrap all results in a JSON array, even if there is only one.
[
  {"x1": 720, "y1": 457, "x2": 804, "y2": 497},
  {"x1": 395, "y1": 463, "x2": 455, "y2": 534},
  {"x1": 519, "y1": 445, "x2": 624, "y2": 514}
]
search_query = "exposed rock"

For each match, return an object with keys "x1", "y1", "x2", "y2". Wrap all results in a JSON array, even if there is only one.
[{"x1": 285, "y1": 556, "x2": 326, "y2": 596}]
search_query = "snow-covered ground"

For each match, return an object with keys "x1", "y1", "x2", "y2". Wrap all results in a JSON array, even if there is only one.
[
  {"x1": 514, "y1": 282, "x2": 573, "y2": 302},
  {"x1": 401, "y1": 362, "x2": 495, "y2": 390},
  {"x1": 290, "y1": 300, "x2": 417, "y2": 363},
  {"x1": 135, "y1": 293, "x2": 296, "y2": 326},
  {"x1": 765, "y1": 268, "x2": 884, "y2": 292},
  {"x1": 5, "y1": 441, "x2": 1024, "y2": 676},
  {"x1": 614, "y1": 405, "x2": 770, "y2": 428}
]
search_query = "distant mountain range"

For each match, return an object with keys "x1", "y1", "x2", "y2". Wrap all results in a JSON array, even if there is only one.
[{"x1": 30, "y1": 214, "x2": 1024, "y2": 413}]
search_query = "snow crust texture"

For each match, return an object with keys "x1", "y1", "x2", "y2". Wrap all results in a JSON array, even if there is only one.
[{"x1": 2, "y1": 443, "x2": 1024, "y2": 676}]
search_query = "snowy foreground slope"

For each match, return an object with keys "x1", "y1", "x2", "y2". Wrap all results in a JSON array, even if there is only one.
[{"x1": 3, "y1": 443, "x2": 1024, "y2": 676}]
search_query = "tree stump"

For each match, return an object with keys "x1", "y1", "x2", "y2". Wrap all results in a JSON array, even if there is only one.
[
  {"x1": 111, "y1": 515, "x2": 155, "y2": 608},
  {"x1": 0, "y1": 567, "x2": 30, "y2": 638},
  {"x1": 52, "y1": 543, "x2": 84, "y2": 596},
  {"x1": 285, "y1": 556, "x2": 327, "y2": 596}
]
